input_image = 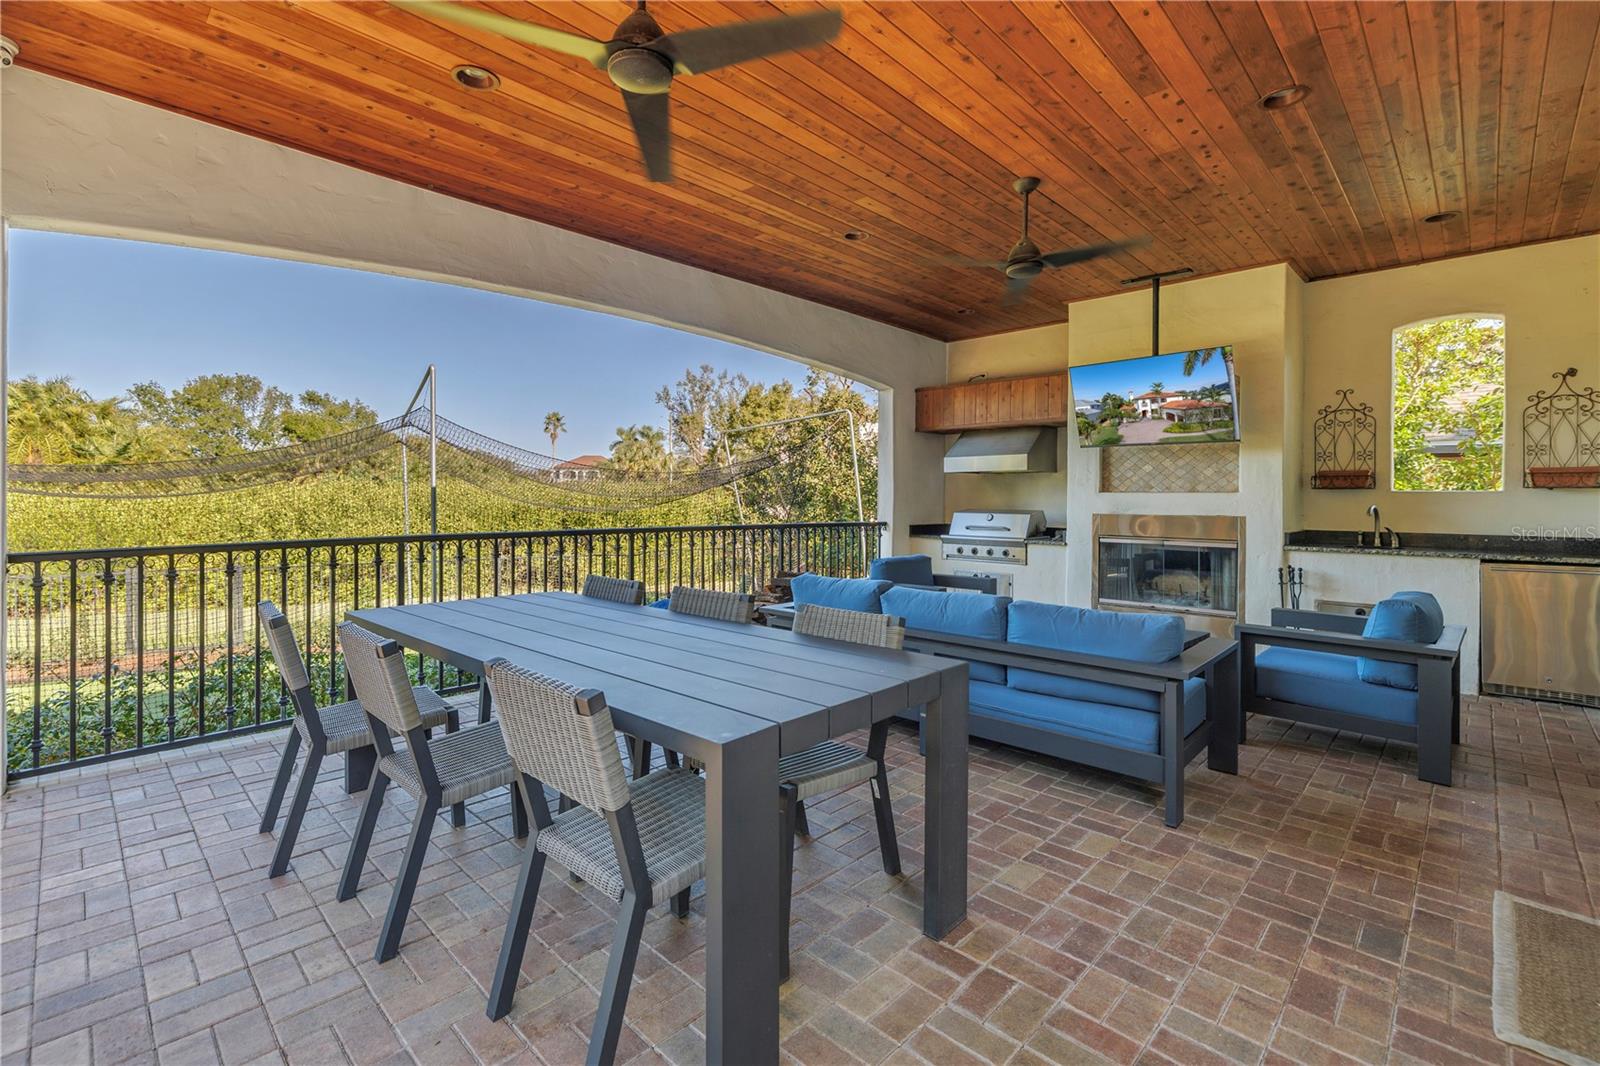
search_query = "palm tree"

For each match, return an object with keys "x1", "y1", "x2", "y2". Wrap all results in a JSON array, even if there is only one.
[
  {"x1": 1148, "y1": 381, "x2": 1165, "y2": 393},
  {"x1": 608, "y1": 424, "x2": 668, "y2": 474},
  {"x1": 542, "y1": 411, "x2": 566, "y2": 456},
  {"x1": 1181, "y1": 347, "x2": 1225, "y2": 376}
]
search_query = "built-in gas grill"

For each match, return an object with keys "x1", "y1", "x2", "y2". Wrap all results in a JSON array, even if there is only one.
[{"x1": 939, "y1": 510, "x2": 1046, "y2": 566}]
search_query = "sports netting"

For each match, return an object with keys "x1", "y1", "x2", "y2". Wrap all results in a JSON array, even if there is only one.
[{"x1": 5, "y1": 404, "x2": 860, "y2": 513}]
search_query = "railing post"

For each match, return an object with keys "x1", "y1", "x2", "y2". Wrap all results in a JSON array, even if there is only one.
[
  {"x1": 166, "y1": 558, "x2": 179, "y2": 742},
  {"x1": 224, "y1": 553, "x2": 238, "y2": 732},
  {"x1": 30, "y1": 564, "x2": 45, "y2": 771}
]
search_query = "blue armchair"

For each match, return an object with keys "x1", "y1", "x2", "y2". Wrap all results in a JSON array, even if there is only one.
[
  {"x1": 1238, "y1": 592, "x2": 1465, "y2": 785},
  {"x1": 869, "y1": 554, "x2": 998, "y2": 594}
]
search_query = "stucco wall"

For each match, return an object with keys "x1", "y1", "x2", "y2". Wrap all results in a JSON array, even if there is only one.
[
  {"x1": 1065, "y1": 265, "x2": 1298, "y2": 623},
  {"x1": 1300, "y1": 236, "x2": 1600, "y2": 536},
  {"x1": 0, "y1": 70, "x2": 949, "y2": 549}
]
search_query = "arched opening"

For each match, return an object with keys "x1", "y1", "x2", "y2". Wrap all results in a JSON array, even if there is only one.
[{"x1": 1391, "y1": 313, "x2": 1505, "y2": 492}]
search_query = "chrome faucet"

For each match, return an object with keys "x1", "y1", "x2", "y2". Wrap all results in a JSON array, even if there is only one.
[
  {"x1": 1384, "y1": 527, "x2": 1401, "y2": 549},
  {"x1": 1357, "y1": 505, "x2": 1382, "y2": 547}
]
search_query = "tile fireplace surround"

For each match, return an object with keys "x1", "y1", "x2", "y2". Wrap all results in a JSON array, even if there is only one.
[{"x1": 1092, "y1": 515, "x2": 1244, "y2": 637}]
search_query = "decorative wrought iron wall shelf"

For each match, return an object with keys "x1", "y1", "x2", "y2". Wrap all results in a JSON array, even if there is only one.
[
  {"x1": 1523, "y1": 368, "x2": 1600, "y2": 488},
  {"x1": 1311, "y1": 389, "x2": 1376, "y2": 489}
]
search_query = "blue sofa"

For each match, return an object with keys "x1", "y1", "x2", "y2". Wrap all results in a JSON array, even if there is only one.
[
  {"x1": 772, "y1": 577, "x2": 1240, "y2": 826},
  {"x1": 1239, "y1": 593, "x2": 1464, "y2": 785}
]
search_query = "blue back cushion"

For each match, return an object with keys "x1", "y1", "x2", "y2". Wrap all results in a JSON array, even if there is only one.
[
  {"x1": 869, "y1": 554, "x2": 936, "y2": 586},
  {"x1": 1005, "y1": 601, "x2": 1185, "y2": 707},
  {"x1": 790, "y1": 573, "x2": 892, "y2": 613},
  {"x1": 1357, "y1": 598, "x2": 1429, "y2": 689},
  {"x1": 1390, "y1": 590, "x2": 1444, "y2": 643},
  {"x1": 881, "y1": 586, "x2": 1010, "y2": 683}
]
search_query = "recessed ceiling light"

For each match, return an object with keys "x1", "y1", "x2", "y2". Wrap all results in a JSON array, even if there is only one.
[
  {"x1": 1258, "y1": 84, "x2": 1310, "y2": 110},
  {"x1": 452, "y1": 64, "x2": 500, "y2": 91},
  {"x1": 1422, "y1": 210, "x2": 1459, "y2": 224},
  {"x1": 842, "y1": 230, "x2": 867, "y2": 241}
]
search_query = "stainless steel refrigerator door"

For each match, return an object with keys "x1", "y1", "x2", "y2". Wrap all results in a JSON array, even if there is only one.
[{"x1": 1480, "y1": 563, "x2": 1600, "y2": 701}]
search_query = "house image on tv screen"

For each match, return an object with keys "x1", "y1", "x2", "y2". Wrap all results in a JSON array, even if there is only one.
[{"x1": 1069, "y1": 346, "x2": 1237, "y2": 448}]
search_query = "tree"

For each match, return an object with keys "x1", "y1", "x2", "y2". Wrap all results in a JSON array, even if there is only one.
[
  {"x1": 608, "y1": 424, "x2": 669, "y2": 474},
  {"x1": 129, "y1": 374, "x2": 293, "y2": 456},
  {"x1": 1392, "y1": 316, "x2": 1505, "y2": 491},
  {"x1": 1148, "y1": 381, "x2": 1164, "y2": 393},
  {"x1": 1181, "y1": 346, "x2": 1226, "y2": 377},
  {"x1": 280, "y1": 390, "x2": 377, "y2": 444},
  {"x1": 709, "y1": 371, "x2": 876, "y2": 522},
  {"x1": 542, "y1": 412, "x2": 567, "y2": 457},
  {"x1": 1097, "y1": 391, "x2": 1128, "y2": 422},
  {"x1": 655, "y1": 364, "x2": 751, "y2": 463}
]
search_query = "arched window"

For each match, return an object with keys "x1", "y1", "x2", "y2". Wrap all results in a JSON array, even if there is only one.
[{"x1": 1392, "y1": 314, "x2": 1505, "y2": 491}]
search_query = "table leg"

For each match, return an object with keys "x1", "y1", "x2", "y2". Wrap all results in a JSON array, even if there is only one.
[
  {"x1": 703, "y1": 726, "x2": 780, "y2": 1064},
  {"x1": 922, "y1": 665, "x2": 969, "y2": 940}
]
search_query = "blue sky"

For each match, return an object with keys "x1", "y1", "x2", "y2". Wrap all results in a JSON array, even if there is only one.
[
  {"x1": 1068, "y1": 347, "x2": 1233, "y2": 405},
  {"x1": 7, "y1": 229, "x2": 840, "y2": 458}
]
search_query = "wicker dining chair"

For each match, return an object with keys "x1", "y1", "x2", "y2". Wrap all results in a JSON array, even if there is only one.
[
  {"x1": 256, "y1": 602, "x2": 459, "y2": 879},
  {"x1": 483, "y1": 658, "x2": 706, "y2": 1065},
  {"x1": 581, "y1": 574, "x2": 646, "y2": 605},
  {"x1": 335, "y1": 622, "x2": 524, "y2": 963},
  {"x1": 779, "y1": 603, "x2": 905, "y2": 980},
  {"x1": 580, "y1": 574, "x2": 654, "y2": 792},
  {"x1": 667, "y1": 585, "x2": 755, "y2": 623},
  {"x1": 624, "y1": 586, "x2": 755, "y2": 781}
]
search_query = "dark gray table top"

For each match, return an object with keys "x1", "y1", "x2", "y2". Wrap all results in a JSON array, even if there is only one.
[{"x1": 348, "y1": 592, "x2": 954, "y2": 759}]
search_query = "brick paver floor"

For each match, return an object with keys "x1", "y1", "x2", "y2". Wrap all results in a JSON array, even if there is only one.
[{"x1": 2, "y1": 692, "x2": 1596, "y2": 1065}]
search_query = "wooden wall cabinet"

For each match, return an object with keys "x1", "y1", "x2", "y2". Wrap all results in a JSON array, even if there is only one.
[{"x1": 915, "y1": 371, "x2": 1070, "y2": 433}]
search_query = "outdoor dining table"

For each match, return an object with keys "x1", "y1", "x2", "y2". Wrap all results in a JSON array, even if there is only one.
[{"x1": 345, "y1": 591, "x2": 969, "y2": 1064}]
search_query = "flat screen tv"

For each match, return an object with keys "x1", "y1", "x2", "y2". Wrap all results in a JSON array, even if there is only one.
[{"x1": 1069, "y1": 345, "x2": 1238, "y2": 448}]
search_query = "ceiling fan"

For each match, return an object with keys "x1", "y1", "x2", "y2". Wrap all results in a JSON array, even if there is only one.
[
  {"x1": 945, "y1": 177, "x2": 1151, "y2": 304},
  {"x1": 393, "y1": 0, "x2": 843, "y2": 183}
]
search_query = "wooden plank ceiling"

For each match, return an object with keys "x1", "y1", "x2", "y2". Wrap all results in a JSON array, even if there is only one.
[{"x1": 9, "y1": 2, "x2": 1600, "y2": 341}]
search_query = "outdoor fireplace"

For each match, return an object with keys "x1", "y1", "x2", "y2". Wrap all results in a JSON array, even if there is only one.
[{"x1": 1092, "y1": 514, "x2": 1243, "y2": 635}]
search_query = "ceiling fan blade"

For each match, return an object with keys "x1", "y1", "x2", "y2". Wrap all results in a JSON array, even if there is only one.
[
  {"x1": 656, "y1": 8, "x2": 842, "y2": 76},
  {"x1": 390, "y1": 1, "x2": 608, "y2": 67},
  {"x1": 622, "y1": 90, "x2": 673, "y2": 182},
  {"x1": 1039, "y1": 236, "x2": 1151, "y2": 269},
  {"x1": 1002, "y1": 274, "x2": 1035, "y2": 306}
]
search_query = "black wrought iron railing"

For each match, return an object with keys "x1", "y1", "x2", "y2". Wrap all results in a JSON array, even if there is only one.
[{"x1": 5, "y1": 521, "x2": 884, "y2": 779}]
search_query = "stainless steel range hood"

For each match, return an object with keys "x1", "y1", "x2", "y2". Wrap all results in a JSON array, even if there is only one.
[{"x1": 942, "y1": 427, "x2": 1058, "y2": 474}]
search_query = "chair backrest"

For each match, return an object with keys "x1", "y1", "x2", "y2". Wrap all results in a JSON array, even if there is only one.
[
  {"x1": 259, "y1": 602, "x2": 311, "y2": 695},
  {"x1": 794, "y1": 603, "x2": 906, "y2": 650},
  {"x1": 485, "y1": 658, "x2": 632, "y2": 813},
  {"x1": 668, "y1": 585, "x2": 754, "y2": 623},
  {"x1": 338, "y1": 622, "x2": 425, "y2": 734},
  {"x1": 582, "y1": 574, "x2": 646, "y2": 606}
]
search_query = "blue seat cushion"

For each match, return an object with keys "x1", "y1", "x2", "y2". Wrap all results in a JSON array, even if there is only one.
[
  {"x1": 789, "y1": 573, "x2": 893, "y2": 614},
  {"x1": 648, "y1": 597, "x2": 670, "y2": 609},
  {"x1": 1357, "y1": 598, "x2": 1430, "y2": 690},
  {"x1": 1005, "y1": 601, "x2": 1184, "y2": 708},
  {"x1": 1255, "y1": 646, "x2": 1418, "y2": 724},
  {"x1": 1007, "y1": 601, "x2": 1184, "y2": 663},
  {"x1": 1390, "y1": 591, "x2": 1444, "y2": 643},
  {"x1": 968, "y1": 678, "x2": 1207, "y2": 753},
  {"x1": 869, "y1": 554, "x2": 936, "y2": 586},
  {"x1": 882, "y1": 586, "x2": 1010, "y2": 683}
]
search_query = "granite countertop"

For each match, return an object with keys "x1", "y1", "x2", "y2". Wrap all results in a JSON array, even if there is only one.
[{"x1": 1284, "y1": 530, "x2": 1599, "y2": 566}]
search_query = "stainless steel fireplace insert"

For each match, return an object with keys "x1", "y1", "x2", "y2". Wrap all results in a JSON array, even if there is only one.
[{"x1": 1092, "y1": 514, "x2": 1244, "y2": 635}]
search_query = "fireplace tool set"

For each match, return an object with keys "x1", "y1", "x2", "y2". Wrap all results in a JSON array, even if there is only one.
[{"x1": 1278, "y1": 566, "x2": 1304, "y2": 610}]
